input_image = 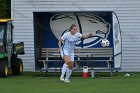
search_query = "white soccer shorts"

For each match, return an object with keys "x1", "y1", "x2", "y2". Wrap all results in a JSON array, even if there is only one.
[{"x1": 60, "y1": 49, "x2": 74, "y2": 62}]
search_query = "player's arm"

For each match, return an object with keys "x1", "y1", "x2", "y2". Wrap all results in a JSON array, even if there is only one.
[
  {"x1": 81, "y1": 33, "x2": 93, "y2": 39},
  {"x1": 58, "y1": 38, "x2": 63, "y2": 51},
  {"x1": 58, "y1": 33, "x2": 67, "y2": 51}
]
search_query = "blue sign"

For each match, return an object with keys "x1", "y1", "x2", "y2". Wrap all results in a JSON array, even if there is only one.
[
  {"x1": 35, "y1": 12, "x2": 122, "y2": 69},
  {"x1": 38, "y1": 12, "x2": 113, "y2": 48}
]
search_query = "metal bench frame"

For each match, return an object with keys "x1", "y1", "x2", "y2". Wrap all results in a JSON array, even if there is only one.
[{"x1": 38, "y1": 48, "x2": 114, "y2": 76}]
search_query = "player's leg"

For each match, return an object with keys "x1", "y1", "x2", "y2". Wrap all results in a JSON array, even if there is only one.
[
  {"x1": 61, "y1": 55, "x2": 71, "y2": 82},
  {"x1": 60, "y1": 50, "x2": 70, "y2": 81},
  {"x1": 60, "y1": 63, "x2": 68, "y2": 81},
  {"x1": 65, "y1": 53, "x2": 74, "y2": 82},
  {"x1": 61, "y1": 55, "x2": 71, "y2": 76},
  {"x1": 65, "y1": 62, "x2": 73, "y2": 82}
]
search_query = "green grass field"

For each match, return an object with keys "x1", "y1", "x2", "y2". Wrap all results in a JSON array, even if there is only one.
[{"x1": 0, "y1": 72, "x2": 140, "y2": 93}]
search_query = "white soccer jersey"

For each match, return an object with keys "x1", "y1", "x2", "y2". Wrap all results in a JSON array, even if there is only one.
[{"x1": 61, "y1": 32, "x2": 82, "y2": 53}]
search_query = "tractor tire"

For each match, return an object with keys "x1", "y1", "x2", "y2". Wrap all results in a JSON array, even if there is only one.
[
  {"x1": 0, "y1": 61, "x2": 8, "y2": 77},
  {"x1": 12, "y1": 58, "x2": 23, "y2": 75}
]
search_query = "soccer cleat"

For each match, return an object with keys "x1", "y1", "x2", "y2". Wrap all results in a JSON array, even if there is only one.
[
  {"x1": 60, "y1": 77, "x2": 65, "y2": 81},
  {"x1": 64, "y1": 79, "x2": 70, "y2": 83}
]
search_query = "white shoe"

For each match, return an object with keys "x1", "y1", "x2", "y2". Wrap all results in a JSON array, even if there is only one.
[
  {"x1": 64, "y1": 79, "x2": 70, "y2": 83},
  {"x1": 60, "y1": 77, "x2": 65, "y2": 81}
]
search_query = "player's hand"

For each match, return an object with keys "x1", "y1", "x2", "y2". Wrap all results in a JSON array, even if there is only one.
[
  {"x1": 89, "y1": 33, "x2": 93, "y2": 37},
  {"x1": 58, "y1": 48, "x2": 61, "y2": 52}
]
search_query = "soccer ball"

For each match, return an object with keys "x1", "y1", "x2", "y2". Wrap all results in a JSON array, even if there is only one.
[{"x1": 101, "y1": 39, "x2": 110, "y2": 47}]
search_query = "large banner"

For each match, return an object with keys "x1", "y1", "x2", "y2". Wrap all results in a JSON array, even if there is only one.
[
  {"x1": 113, "y1": 12, "x2": 122, "y2": 68},
  {"x1": 39, "y1": 12, "x2": 113, "y2": 48},
  {"x1": 36, "y1": 12, "x2": 121, "y2": 69}
]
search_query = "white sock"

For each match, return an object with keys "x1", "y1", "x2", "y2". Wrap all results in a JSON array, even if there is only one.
[
  {"x1": 66, "y1": 68, "x2": 72, "y2": 80},
  {"x1": 61, "y1": 63, "x2": 68, "y2": 78}
]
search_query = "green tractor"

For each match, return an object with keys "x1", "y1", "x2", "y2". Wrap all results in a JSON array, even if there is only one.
[{"x1": 0, "y1": 19, "x2": 25, "y2": 77}]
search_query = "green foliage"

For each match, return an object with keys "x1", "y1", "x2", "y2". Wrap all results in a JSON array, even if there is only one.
[{"x1": 0, "y1": 0, "x2": 11, "y2": 18}]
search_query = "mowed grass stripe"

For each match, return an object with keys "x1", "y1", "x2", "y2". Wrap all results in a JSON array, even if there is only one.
[{"x1": 0, "y1": 72, "x2": 140, "y2": 93}]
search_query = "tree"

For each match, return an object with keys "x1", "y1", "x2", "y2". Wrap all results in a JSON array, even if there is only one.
[{"x1": 0, "y1": 0, "x2": 11, "y2": 18}]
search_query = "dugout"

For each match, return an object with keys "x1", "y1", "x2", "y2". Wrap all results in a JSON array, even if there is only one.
[{"x1": 34, "y1": 11, "x2": 122, "y2": 71}]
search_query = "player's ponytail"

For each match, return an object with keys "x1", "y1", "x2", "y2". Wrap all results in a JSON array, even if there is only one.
[{"x1": 69, "y1": 24, "x2": 77, "y2": 31}]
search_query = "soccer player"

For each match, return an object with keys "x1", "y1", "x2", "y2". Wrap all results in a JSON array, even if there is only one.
[{"x1": 58, "y1": 24, "x2": 93, "y2": 82}]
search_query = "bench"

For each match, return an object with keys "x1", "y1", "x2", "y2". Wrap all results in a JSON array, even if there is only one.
[
  {"x1": 37, "y1": 48, "x2": 62, "y2": 76},
  {"x1": 74, "y1": 48, "x2": 113, "y2": 76},
  {"x1": 37, "y1": 48, "x2": 113, "y2": 76}
]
